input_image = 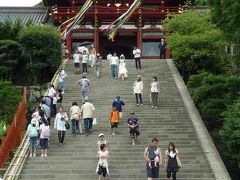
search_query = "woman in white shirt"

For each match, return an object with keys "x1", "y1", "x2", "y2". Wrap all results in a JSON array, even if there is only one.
[
  {"x1": 54, "y1": 107, "x2": 69, "y2": 145},
  {"x1": 70, "y1": 101, "x2": 81, "y2": 136},
  {"x1": 118, "y1": 54, "x2": 128, "y2": 80},
  {"x1": 133, "y1": 75, "x2": 143, "y2": 106},
  {"x1": 150, "y1": 76, "x2": 160, "y2": 108},
  {"x1": 96, "y1": 144, "x2": 110, "y2": 180},
  {"x1": 82, "y1": 50, "x2": 89, "y2": 74}
]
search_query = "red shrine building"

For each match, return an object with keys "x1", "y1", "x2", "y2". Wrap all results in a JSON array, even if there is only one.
[{"x1": 43, "y1": 0, "x2": 185, "y2": 58}]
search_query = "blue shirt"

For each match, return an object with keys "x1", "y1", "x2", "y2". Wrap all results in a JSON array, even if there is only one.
[{"x1": 112, "y1": 99, "x2": 125, "y2": 112}]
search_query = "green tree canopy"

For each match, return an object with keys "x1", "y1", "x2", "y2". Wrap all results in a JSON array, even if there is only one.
[
  {"x1": 18, "y1": 25, "x2": 62, "y2": 84},
  {"x1": 164, "y1": 10, "x2": 226, "y2": 81},
  {"x1": 209, "y1": 0, "x2": 240, "y2": 43},
  {"x1": 187, "y1": 72, "x2": 240, "y2": 129}
]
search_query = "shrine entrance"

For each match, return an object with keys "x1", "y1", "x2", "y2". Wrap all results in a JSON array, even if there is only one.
[{"x1": 99, "y1": 31, "x2": 137, "y2": 59}]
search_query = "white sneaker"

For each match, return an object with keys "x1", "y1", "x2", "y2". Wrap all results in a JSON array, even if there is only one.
[
  {"x1": 33, "y1": 153, "x2": 36, "y2": 157},
  {"x1": 29, "y1": 154, "x2": 32, "y2": 157},
  {"x1": 41, "y1": 154, "x2": 44, "y2": 157},
  {"x1": 44, "y1": 154, "x2": 48, "y2": 157},
  {"x1": 112, "y1": 132, "x2": 116, "y2": 136}
]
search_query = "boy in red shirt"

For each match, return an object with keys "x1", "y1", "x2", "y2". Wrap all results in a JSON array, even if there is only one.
[{"x1": 109, "y1": 107, "x2": 120, "y2": 135}]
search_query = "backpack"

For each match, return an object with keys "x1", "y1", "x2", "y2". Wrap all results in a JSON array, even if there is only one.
[
  {"x1": 41, "y1": 125, "x2": 50, "y2": 138},
  {"x1": 148, "y1": 147, "x2": 157, "y2": 160},
  {"x1": 28, "y1": 124, "x2": 38, "y2": 138}
]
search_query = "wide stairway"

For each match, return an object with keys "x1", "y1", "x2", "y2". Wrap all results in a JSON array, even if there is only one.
[{"x1": 19, "y1": 60, "x2": 215, "y2": 180}]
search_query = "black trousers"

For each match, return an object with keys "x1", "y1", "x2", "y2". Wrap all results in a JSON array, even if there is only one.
[
  {"x1": 58, "y1": 130, "x2": 66, "y2": 143},
  {"x1": 167, "y1": 171, "x2": 177, "y2": 180},
  {"x1": 135, "y1": 57, "x2": 141, "y2": 69},
  {"x1": 82, "y1": 63, "x2": 88, "y2": 73},
  {"x1": 160, "y1": 51, "x2": 166, "y2": 59},
  {"x1": 135, "y1": 93, "x2": 143, "y2": 104}
]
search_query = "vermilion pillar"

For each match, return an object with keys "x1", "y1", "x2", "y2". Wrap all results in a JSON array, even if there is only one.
[
  {"x1": 137, "y1": 6, "x2": 142, "y2": 50},
  {"x1": 94, "y1": 0, "x2": 99, "y2": 53}
]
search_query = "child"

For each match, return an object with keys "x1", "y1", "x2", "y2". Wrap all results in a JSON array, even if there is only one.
[
  {"x1": 96, "y1": 144, "x2": 110, "y2": 180},
  {"x1": 97, "y1": 133, "x2": 108, "y2": 150},
  {"x1": 109, "y1": 107, "x2": 120, "y2": 136}
]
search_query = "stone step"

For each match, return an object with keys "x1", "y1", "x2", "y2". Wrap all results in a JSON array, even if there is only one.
[{"x1": 19, "y1": 60, "x2": 215, "y2": 180}]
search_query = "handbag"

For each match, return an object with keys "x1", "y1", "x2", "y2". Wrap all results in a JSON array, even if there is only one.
[
  {"x1": 65, "y1": 122, "x2": 70, "y2": 129},
  {"x1": 93, "y1": 118, "x2": 97, "y2": 125},
  {"x1": 176, "y1": 155, "x2": 182, "y2": 168}
]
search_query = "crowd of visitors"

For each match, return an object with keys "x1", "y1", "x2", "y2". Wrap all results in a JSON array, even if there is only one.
[{"x1": 27, "y1": 43, "x2": 181, "y2": 180}]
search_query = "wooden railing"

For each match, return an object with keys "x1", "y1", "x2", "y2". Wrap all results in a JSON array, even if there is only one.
[{"x1": 0, "y1": 87, "x2": 27, "y2": 168}]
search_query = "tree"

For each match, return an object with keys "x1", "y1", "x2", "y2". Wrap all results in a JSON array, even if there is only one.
[
  {"x1": 18, "y1": 25, "x2": 62, "y2": 84},
  {"x1": 208, "y1": 0, "x2": 240, "y2": 43},
  {"x1": 164, "y1": 10, "x2": 226, "y2": 81},
  {"x1": 0, "y1": 19, "x2": 24, "y2": 41},
  {"x1": 221, "y1": 101, "x2": 240, "y2": 176},
  {"x1": 0, "y1": 40, "x2": 21, "y2": 80},
  {"x1": 187, "y1": 72, "x2": 240, "y2": 129}
]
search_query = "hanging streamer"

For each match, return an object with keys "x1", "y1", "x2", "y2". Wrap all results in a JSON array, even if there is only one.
[
  {"x1": 59, "y1": 0, "x2": 93, "y2": 40},
  {"x1": 103, "y1": 0, "x2": 141, "y2": 41}
]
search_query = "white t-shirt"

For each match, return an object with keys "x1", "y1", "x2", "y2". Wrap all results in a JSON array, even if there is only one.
[
  {"x1": 165, "y1": 149, "x2": 179, "y2": 158},
  {"x1": 110, "y1": 56, "x2": 119, "y2": 65},
  {"x1": 59, "y1": 70, "x2": 67, "y2": 82},
  {"x1": 82, "y1": 54, "x2": 89, "y2": 63},
  {"x1": 151, "y1": 81, "x2": 159, "y2": 93},
  {"x1": 107, "y1": 54, "x2": 112, "y2": 61},
  {"x1": 133, "y1": 49, "x2": 141, "y2": 58},
  {"x1": 70, "y1": 105, "x2": 81, "y2": 120},
  {"x1": 47, "y1": 87, "x2": 56, "y2": 97},
  {"x1": 97, "y1": 150, "x2": 109, "y2": 167},
  {"x1": 80, "y1": 102, "x2": 95, "y2": 119},
  {"x1": 73, "y1": 53, "x2": 80, "y2": 63}
]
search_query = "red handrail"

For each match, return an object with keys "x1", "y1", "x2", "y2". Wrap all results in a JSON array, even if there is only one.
[{"x1": 0, "y1": 87, "x2": 27, "y2": 168}]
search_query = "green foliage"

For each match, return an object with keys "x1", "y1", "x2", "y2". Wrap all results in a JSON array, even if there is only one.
[
  {"x1": 187, "y1": 72, "x2": 240, "y2": 129},
  {"x1": 209, "y1": 0, "x2": 240, "y2": 43},
  {"x1": 194, "y1": 0, "x2": 208, "y2": 6},
  {"x1": 0, "y1": 19, "x2": 24, "y2": 41},
  {"x1": 0, "y1": 119, "x2": 7, "y2": 140},
  {"x1": 0, "y1": 81, "x2": 21, "y2": 125},
  {"x1": 0, "y1": 40, "x2": 21, "y2": 80},
  {"x1": 18, "y1": 25, "x2": 62, "y2": 84},
  {"x1": 34, "y1": 1, "x2": 45, "y2": 7},
  {"x1": 164, "y1": 10, "x2": 226, "y2": 81},
  {"x1": 220, "y1": 101, "x2": 240, "y2": 172}
]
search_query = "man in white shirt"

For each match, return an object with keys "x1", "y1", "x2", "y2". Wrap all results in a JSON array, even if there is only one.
[
  {"x1": 110, "y1": 52, "x2": 119, "y2": 78},
  {"x1": 73, "y1": 50, "x2": 81, "y2": 74},
  {"x1": 107, "y1": 52, "x2": 112, "y2": 65},
  {"x1": 80, "y1": 100, "x2": 95, "y2": 136},
  {"x1": 77, "y1": 75, "x2": 91, "y2": 103},
  {"x1": 58, "y1": 69, "x2": 67, "y2": 93},
  {"x1": 133, "y1": 46, "x2": 142, "y2": 70},
  {"x1": 47, "y1": 83, "x2": 56, "y2": 116}
]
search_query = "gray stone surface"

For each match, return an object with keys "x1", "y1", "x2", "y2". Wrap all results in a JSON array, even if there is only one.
[
  {"x1": 19, "y1": 59, "x2": 223, "y2": 180},
  {"x1": 167, "y1": 59, "x2": 231, "y2": 180}
]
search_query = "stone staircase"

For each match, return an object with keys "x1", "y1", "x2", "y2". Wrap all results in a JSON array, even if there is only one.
[{"x1": 19, "y1": 59, "x2": 216, "y2": 180}]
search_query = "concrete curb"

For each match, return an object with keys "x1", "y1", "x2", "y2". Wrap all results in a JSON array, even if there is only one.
[{"x1": 166, "y1": 59, "x2": 231, "y2": 180}]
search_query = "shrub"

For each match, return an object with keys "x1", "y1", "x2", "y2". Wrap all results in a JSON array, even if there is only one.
[
  {"x1": 187, "y1": 72, "x2": 240, "y2": 129},
  {"x1": 220, "y1": 101, "x2": 240, "y2": 175},
  {"x1": 18, "y1": 25, "x2": 62, "y2": 84}
]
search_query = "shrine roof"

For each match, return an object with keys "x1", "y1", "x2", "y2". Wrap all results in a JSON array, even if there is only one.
[{"x1": 0, "y1": 7, "x2": 50, "y2": 24}]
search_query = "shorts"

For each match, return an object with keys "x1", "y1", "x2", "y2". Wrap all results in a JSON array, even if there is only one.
[
  {"x1": 97, "y1": 166, "x2": 107, "y2": 177},
  {"x1": 129, "y1": 128, "x2": 140, "y2": 138},
  {"x1": 74, "y1": 63, "x2": 80, "y2": 68},
  {"x1": 111, "y1": 122, "x2": 118, "y2": 128},
  {"x1": 40, "y1": 138, "x2": 49, "y2": 149}
]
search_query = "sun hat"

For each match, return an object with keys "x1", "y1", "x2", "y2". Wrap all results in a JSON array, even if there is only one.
[{"x1": 98, "y1": 133, "x2": 104, "y2": 138}]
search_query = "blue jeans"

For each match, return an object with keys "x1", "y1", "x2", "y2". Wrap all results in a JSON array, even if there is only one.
[
  {"x1": 111, "y1": 64, "x2": 118, "y2": 78},
  {"x1": 29, "y1": 137, "x2": 38, "y2": 150},
  {"x1": 81, "y1": 87, "x2": 89, "y2": 103},
  {"x1": 71, "y1": 119, "x2": 79, "y2": 134},
  {"x1": 84, "y1": 118, "x2": 93, "y2": 134}
]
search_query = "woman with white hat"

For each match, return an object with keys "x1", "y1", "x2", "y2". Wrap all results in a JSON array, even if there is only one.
[
  {"x1": 27, "y1": 118, "x2": 39, "y2": 157},
  {"x1": 97, "y1": 133, "x2": 109, "y2": 150},
  {"x1": 118, "y1": 54, "x2": 128, "y2": 80}
]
